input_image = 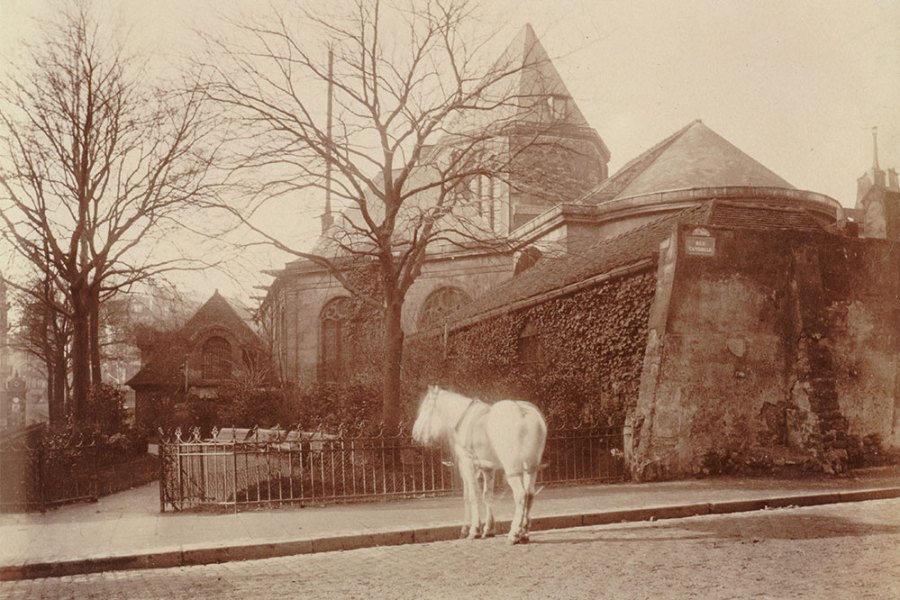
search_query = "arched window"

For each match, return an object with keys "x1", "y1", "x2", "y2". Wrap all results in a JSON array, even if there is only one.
[
  {"x1": 417, "y1": 287, "x2": 472, "y2": 331},
  {"x1": 514, "y1": 247, "x2": 543, "y2": 275},
  {"x1": 202, "y1": 336, "x2": 232, "y2": 380},
  {"x1": 320, "y1": 297, "x2": 352, "y2": 383}
]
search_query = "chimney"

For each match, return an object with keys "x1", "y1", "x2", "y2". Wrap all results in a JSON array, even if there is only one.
[
  {"x1": 872, "y1": 127, "x2": 886, "y2": 188},
  {"x1": 888, "y1": 168, "x2": 899, "y2": 191}
]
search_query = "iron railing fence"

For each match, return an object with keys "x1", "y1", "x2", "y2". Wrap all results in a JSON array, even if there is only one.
[
  {"x1": 0, "y1": 433, "x2": 100, "y2": 512},
  {"x1": 159, "y1": 424, "x2": 626, "y2": 512}
]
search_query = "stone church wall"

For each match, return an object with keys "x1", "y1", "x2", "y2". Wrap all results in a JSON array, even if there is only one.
[
  {"x1": 274, "y1": 252, "x2": 516, "y2": 386},
  {"x1": 631, "y1": 225, "x2": 900, "y2": 480}
]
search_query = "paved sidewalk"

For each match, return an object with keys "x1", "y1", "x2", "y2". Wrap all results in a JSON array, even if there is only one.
[{"x1": 2, "y1": 465, "x2": 899, "y2": 581}]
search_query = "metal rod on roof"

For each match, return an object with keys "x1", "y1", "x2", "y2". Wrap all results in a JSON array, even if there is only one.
[
  {"x1": 322, "y1": 46, "x2": 335, "y2": 235},
  {"x1": 872, "y1": 126, "x2": 880, "y2": 171}
]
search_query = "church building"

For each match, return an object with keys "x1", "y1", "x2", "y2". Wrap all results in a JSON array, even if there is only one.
[{"x1": 259, "y1": 25, "x2": 899, "y2": 479}]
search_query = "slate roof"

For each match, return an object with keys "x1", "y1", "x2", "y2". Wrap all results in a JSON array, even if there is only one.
[
  {"x1": 472, "y1": 23, "x2": 603, "y2": 144},
  {"x1": 127, "y1": 291, "x2": 264, "y2": 388},
  {"x1": 707, "y1": 200, "x2": 826, "y2": 232},
  {"x1": 126, "y1": 337, "x2": 191, "y2": 388},
  {"x1": 582, "y1": 121, "x2": 792, "y2": 204}
]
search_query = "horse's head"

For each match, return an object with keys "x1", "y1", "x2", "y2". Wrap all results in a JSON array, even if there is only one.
[{"x1": 412, "y1": 385, "x2": 441, "y2": 445}]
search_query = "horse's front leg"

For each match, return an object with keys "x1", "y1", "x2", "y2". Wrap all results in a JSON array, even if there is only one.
[{"x1": 458, "y1": 457, "x2": 480, "y2": 540}]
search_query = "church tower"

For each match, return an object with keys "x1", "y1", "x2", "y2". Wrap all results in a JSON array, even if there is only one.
[{"x1": 441, "y1": 24, "x2": 611, "y2": 233}]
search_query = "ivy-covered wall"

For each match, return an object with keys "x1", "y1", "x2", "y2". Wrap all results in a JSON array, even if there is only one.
[{"x1": 403, "y1": 269, "x2": 657, "y2": 427}]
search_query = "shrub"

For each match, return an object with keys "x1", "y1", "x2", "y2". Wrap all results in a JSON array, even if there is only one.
[
  {"x1": 283, "y1": 380, "x2": 382, "y2": 434},
  {"x1": 86, "y1": 384, "x2": 128, "y2": 433},
  {"x1": 216, "y1": 383, "x2": 287, "y2": 428}
]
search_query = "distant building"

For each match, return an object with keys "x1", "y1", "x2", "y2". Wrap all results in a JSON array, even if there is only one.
[
  {"x1": 127, "y1": 291, "x2": 273, "y2": 429},
  {"x1": 855, "y1": 128, "x2": 900, "y2": 241}
]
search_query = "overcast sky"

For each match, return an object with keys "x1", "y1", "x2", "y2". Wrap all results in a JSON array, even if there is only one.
[{"x1": 1, "y1": 0, "x2": 898, "y2": 301}]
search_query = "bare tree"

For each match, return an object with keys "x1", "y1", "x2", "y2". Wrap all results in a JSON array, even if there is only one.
[
  {"x1": 0, "y1": 1, "x2": 220, "y2": 422},
  {"x1": 207, "y1": 0, "x2": 598, "y2": 427}
]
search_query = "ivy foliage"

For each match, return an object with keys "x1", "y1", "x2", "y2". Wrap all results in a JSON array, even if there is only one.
[{"x1": 403, "y1": 271, "x2": 656, "y2": 428}]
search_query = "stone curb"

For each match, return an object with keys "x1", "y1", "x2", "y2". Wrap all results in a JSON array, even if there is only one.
[{"x1": 2, "y1": 486, "x2": 899, "y2": 582}]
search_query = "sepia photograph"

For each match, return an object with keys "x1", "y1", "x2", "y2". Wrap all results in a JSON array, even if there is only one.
[{"x1": 0, "y1": 0, "x2": 898, "y2": 597}]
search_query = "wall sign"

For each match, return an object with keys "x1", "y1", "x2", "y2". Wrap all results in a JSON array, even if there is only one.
[{"x1": 685, "y1": 227, "x2": 716, "y2": 257}]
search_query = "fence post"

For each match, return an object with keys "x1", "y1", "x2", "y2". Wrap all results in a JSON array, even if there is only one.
[
  {"x1": 158, "y1": 441, "x2": 166, "y2": 513},
  {"x1": 231, "y1": 441, "x2": 238, "y2": 513},
  {"x1": 89, "y1": 443, "x2": 99, "y2": 503},
  {"x1": 37, "y1": 444, "x2": 46, "y2": 513}
]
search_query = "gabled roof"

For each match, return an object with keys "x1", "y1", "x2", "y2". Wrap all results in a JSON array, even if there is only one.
[
  {"x1": 179, "y1": 291, "x2": 259, "y2": 345},
  {"x1": 582, "y1": 120, "x2": 792, "y2": 204},
  {"x1": 127, "y1": 291, "x2": 264, "y2": 389}
]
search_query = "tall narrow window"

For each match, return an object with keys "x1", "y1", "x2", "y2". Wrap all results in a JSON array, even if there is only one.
[
  {"x1": 548, "y1": 95, "x2": 569, "y2": 120},
  {"x1": 202, "y1": 336, "x2": 232, "y2": 380},
  {"x1": 517, "y1": 320, "x2": 544, "y2": 366},
  {"x1": 417, "y1": 287, "x2": 472, "y2": 331},
  {"x1": 320, "y1": 297, "x2": 352, "y2": 383}
]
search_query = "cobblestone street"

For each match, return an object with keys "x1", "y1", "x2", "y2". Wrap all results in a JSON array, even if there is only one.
[{"x1": 3, "y1": 498, "x2": 899, "y2": 600}]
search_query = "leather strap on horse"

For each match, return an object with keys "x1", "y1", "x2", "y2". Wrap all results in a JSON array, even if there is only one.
[{"x1": 453, "y1": 398, "x2": 477, "y2": 435}]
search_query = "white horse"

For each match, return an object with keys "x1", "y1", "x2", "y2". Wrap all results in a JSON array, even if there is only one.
[{"x1": 412, "y1": 385, "x2": 547, "y2": 544}]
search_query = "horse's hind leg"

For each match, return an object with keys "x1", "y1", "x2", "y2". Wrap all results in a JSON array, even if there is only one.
[
  {"x1": 480, "y1": 470, "x2": 495, "y2": 538},
  {"x1": 520, "y1": 469, "x2": 538, "y2": 542},
  {"x1": 505, "y1": 473, "x2": 526, "y2": 545}
]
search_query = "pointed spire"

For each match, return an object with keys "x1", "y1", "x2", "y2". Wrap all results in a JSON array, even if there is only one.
[
  {"x1": 870, "y1": 126, "x2": 886, "y2": 188},
  {"x1": 872, "y1": 126, "x2": 880, "y2": 170}
]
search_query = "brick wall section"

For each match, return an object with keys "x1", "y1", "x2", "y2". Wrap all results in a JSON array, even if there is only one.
[{"x1": 631, "y1": 225, "x2": 900, "y2": 480}]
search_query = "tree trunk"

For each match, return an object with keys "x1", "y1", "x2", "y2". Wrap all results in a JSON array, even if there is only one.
[
  {"x1": 49, "y1": 358, "x2": 68, "y2": 426},
  {"x1": 381, "y1": 300, "x2": 404, "y2": 431},
  {"x1": 89, "y1": 284, "x2": 102, "y2": 389},
  {"x1": 45, "y1": 367, "x2": 56, "y2": 424},
  {"x1": 70, "y1": 281, "x2": 91, "y2": 423}
]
